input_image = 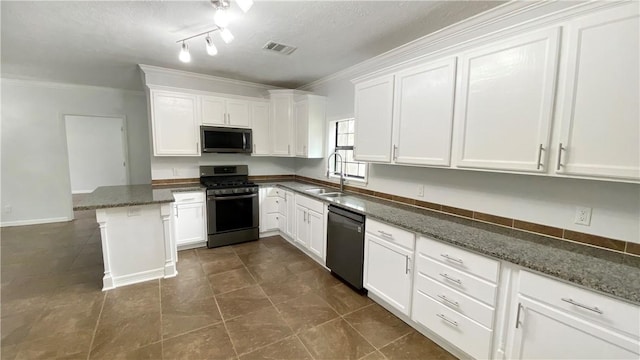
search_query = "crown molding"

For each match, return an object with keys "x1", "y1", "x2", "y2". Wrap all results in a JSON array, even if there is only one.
[
  {"x1": 0, "y1": 76, "x2": 145, "y2": 95},
  {"x1": 138, "y1": 64, "x2": 282, "y2": 91},
  {"x1": 298, "y1": 0, "x2": 617, "y2": 90}
]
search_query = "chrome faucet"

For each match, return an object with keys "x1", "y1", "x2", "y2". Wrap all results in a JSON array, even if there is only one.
[{"x1": 326, "y1": 151, "x2": 345, "y2": 193}]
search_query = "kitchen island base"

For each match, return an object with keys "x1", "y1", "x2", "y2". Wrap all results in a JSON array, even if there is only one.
[{"x1": 96, "y1": 202, "x2": 177, "y2": 290}]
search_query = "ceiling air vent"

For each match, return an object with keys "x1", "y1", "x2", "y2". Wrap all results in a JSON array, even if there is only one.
[{"x1": 263, "y1": 41, "x2": 297, "y2": 55}]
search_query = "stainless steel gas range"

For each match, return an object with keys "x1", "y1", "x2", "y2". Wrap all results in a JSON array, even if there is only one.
[{"x1": 200, "y1": 165, "x2": 259, "y2": 248}]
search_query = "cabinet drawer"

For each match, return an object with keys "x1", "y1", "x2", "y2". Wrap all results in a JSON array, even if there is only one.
[
  {"x1": 366, "y1": 219, "x2": 415, "y2": 250},
  {"x1": 416, "y1": 253, "x2": 497, "y2": 306},
  {"x1": 295, "y1": 194, "x2": 324, "y2": 214},
  {"x1": 173, "y1": 191, "x2": 205, "y2": 204},
  {"x1": 262, "y1": 197, "x2": 279, "y2": 214},
  {"x1": 419, "y1": 237, "x2": 500, "y2": 283},
  {"x1": 265, "y1": 187, "x2": 284, "y2": 198},
  {"x1": 412, "y1": 290, "x2": 493, "y2": 360},
  {"x1": 519, "y1": 271, "x2": 640, "y2": 339},
  {"x1": 415, "y1": 271, "x2": 495, "y2": 329}
]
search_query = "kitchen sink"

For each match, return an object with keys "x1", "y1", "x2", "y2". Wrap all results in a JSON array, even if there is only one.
[
  {"x1": 319, "y1": 192, "x2": 346, "y2": 198},
  {"x1": 305, "y1": 188, "x2": 330, "y2": 195}
]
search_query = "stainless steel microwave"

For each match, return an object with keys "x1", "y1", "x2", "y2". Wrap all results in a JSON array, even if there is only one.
[{"x1": 201, "y1": 126, "x2": 252, "y2": 153}]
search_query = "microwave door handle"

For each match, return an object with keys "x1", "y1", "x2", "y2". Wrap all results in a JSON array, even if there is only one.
[{"x1": 243, "y1": 133, "x2": 247, "y2": 150}]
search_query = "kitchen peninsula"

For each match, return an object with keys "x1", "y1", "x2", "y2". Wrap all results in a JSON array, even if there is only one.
[{"x1": 74, "y1": 185, "x2": 177, "y2": 290}]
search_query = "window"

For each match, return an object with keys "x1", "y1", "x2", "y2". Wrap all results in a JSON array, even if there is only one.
[{"x1": 329, "y1": 119, "x2": 367, "y2": 181}]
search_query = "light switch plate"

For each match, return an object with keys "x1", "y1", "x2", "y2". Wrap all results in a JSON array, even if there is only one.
[{"x1": 417, "y1": 185, "x2": 424, "y2": 197}]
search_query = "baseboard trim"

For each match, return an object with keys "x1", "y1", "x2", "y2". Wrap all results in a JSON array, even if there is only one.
[
  {"x1": 1, "y1": 216, "x2": 71, "y2": 227},
  {"x1": 177, "y1": 241, "x2": 207, "y2": 251},
  {"x1": 108, "y1": 268, "x2": 165, "y2": 290}
]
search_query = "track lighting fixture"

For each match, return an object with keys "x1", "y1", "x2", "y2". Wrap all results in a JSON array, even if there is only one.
[
  {"x1": 179, "y1": 42, "x2": 191, "y2": 63},
  {"x1": 205, "y1": 35, "x2": 218, "y2": 56},
  {"x1": 176, "y1": 0, "x2": 251, "y2": 63}
]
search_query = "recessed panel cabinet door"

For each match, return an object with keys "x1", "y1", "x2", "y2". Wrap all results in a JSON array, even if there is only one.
[
  {"x1": 152, "y1": 91, "x2": 200, "y2": 156},
  {"x1": 295, "y1": 100, "x2": 309, "y2": 157},
  {"x1": 226, "y1": 99, "x2": 250, "y2": 128},
  {"x1": 201, "y1": 96, "x2": 226, "y2": 126},
  {"x1": 509, "y1": 296, "x2": 639, "y2": 359},
  {"x1": 271, "y1": 95, "x2": 294, "y2": 156},
  {"x1": 307, "y1": 209, "x2": 325, "y2": 260},
  {"x1": 294, "y1": 204, "x2": 309, "y2": 248},
  {"x1": 454, "y1": 28, "x2": 560, "y2": 172},
  {"x1": 556, "y1": 4, "x2": 640, "y2": 181},
  {"x1": 353, "y1": 75, "x2": 394, "y2": 163},
  {"x1": 251, "y1": 102, "x2": 270, "y2": 155},
  {"x1": 174, "y1": 203, "x2": 206, "y2": 246},
  {"x1": 393, "y1": 57, "x2": 457, "y2": 166}
]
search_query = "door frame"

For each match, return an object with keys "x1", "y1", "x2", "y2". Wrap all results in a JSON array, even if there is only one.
[{"x1": 61, "y1": 113, "x2": 130, "y2": 219}]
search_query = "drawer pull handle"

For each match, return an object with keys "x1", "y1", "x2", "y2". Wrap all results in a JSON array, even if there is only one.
[
  {"x1": 377, "y1": 230, "x2": 394, "y2": 238},
  {"x1": 440, "y1": 253, "x2": 463, "y2": 264},
  {"x1": 437, "y1": 294, "x2": 459, "y2": 307},
  {"x1": 179, "y1": 198, "x2": 196, "y2": 202},
  {"x1": 561, "y1": 298, "x2": 603, "y2": 314},
  {"x1": 439, "y1": 273, "x2": 462, "y2": 285},
  {"x1": 436, "y1": 313, "x2": 458, "y2": 327}
]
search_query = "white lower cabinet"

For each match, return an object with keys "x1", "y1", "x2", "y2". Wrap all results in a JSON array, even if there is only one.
[
  {"x1": 411, "y1": 236, "x2": 498, "y2": 359},
  {"x1": 507, "y1": 271, "x2": 640, "y2": 360},
  {"x1": 293, "y1": 194, "x2": 326, "y2": 263},
  {"x1": 172, "y1": 192, "x2": 206, "y2": 251},
  {"x1": 259, "y1": 187, "x2": 279, "y2": 232},
  {"x1": 364, "y1": 219, "x2": 415, "y2": 316}
]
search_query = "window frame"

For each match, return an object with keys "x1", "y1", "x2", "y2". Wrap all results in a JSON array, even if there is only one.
[{"x1": 328, "y1": 118, "x2": 368, "y2": 183}]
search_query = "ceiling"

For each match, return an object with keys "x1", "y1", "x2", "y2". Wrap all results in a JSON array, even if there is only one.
[{"x1": 1, "y1": 1, "x2": 505, "y2": 90}]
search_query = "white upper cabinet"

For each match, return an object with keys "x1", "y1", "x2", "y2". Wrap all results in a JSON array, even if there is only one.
[
  {"x1": 251, "y1": 101, "x2": 270, "y2": 156},
  {"x1": 295, "y1": 95, "x2": 326, "y2": 158},
  {"x1": 392, "y1": 57, "x2": 457, "y2": 166},
  {"x1": 270, "y1": 92, "x2": 295, "y2": 156},
  {"x1": 453, "y1": 28, "x2": 561, "y2": 172},
  {"x1": 353, "y1": 75, "x2": 395, "y2": 163},
  {"x1": 555, "y1": 4, "x2": 640, "y2": 181},
  {"x1": 201, "y1": 95, "x2": 250, "y2": 128},
  {"x1": 150, "y1": 90, "x2": 200, "y2": 156}
]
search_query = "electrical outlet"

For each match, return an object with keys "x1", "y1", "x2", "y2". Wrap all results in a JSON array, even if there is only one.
[
  {"x1": 417, "y1": 185, "x2": 424, "y2": 197},
  {"x1": 4, "y1": 205, "x2": 11, "y2": 213},
  {"x1": 172, "y1": 168, "x2": 179, "y2": 177},
  {"x1": 574, "y1": 206, "x2": 592, "y2": 226}
]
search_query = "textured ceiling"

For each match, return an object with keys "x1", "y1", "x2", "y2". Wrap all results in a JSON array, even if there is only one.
[{"x1": 1, "y1": 1, "x2": 505, "y2": 90}]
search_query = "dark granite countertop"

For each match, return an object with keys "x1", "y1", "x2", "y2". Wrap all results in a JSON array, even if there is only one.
[
  {"x1": 74, "y1": 185, "x2": 176, "y2": 210},
  {"x1": 265, "y1": 182, "x2": 640, "y2": 304}
]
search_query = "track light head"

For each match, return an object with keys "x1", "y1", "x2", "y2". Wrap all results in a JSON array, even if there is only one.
[{"x1": 179, "y1": 42, "x2": 191, "y2": 63}]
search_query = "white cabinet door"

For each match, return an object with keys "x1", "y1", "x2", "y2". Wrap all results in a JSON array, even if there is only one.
[
  {"x1": 353, "y1": 75, "x2": 394, "y2": 163},
  {"x1": 174, "y1": 202, "x2": 206, "y2": 246},
  {"x1": 509, "y1": 296, "x2": 639, "y2": 359},
  {"x1": 454, "y1": 28, "x2": 560, "y2": 172},
  {"x1": 271, "y1": 95, "x2": 294, "y2": 156},
  {"x1": 308, "y1": 209, "x2": 325, "y2": 260},
  {"x1": 285, "y1": 191, "x2": 296, "y2": 238},
  {"x1": 201, "y1": 96, "x2": 226, "y2": 126},
  {"x1": 393, "y1": 57, "x2": 457, "y2": 166},
  {"x1": 556, "y1": 4, "x2": 640, "y2": 181},
  {"x1": 151, "y1": 91, "x2": 200, "y2": 156},
  {"x1": 294, "y1": 99, "x2": 309, "y2": 157},
  {"x1": 294, "y1": 204, "x2": 309, "y2": 248},
  {"x1": 364, "y1": 233, "x2": 413, "y2": 316},
  {"x1": 251, "y1": 102, "x2": 270, "y2": 155},
  {"x1": 226, "y1": 99, "x2": 251, "y2": 128}
]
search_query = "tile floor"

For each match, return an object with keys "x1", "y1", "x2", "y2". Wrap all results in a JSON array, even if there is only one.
[{"x1": 1, "y1": 209, "x2": 455, "y2": 359}]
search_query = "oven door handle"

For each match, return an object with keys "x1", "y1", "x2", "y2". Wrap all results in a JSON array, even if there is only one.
[{"x1": 208, "y1": 194, "x2": 257, "y2": 201}]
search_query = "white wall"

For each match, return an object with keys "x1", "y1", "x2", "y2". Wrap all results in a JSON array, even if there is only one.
[
  {"x1": 295, "y1": 2, "x2": 640, "y2": 244},
  {"x1": 1, "y1": 79, "x2": 151, "y2": 226},
  {"x1": 152, "y1": 154, "x2": 295, "y2": 179}
]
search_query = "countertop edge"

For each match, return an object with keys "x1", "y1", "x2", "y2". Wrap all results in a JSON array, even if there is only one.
[{"x1": 267, "y1": 182, "x2": 640, "y2": 305}]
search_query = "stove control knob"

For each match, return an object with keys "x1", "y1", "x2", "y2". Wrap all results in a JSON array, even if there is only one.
[{"x1": 233, "y1": 189, "x2": 239, "y2": 194}]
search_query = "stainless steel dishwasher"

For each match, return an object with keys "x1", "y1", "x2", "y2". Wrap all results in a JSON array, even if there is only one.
[{"x1": 326, "y1": 204, "x2": 366, "y2": 291}]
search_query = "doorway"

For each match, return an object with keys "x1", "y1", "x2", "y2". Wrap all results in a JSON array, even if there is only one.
[{"x1": 64, "y1": 115, "x2": 129, "y2": 194}]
